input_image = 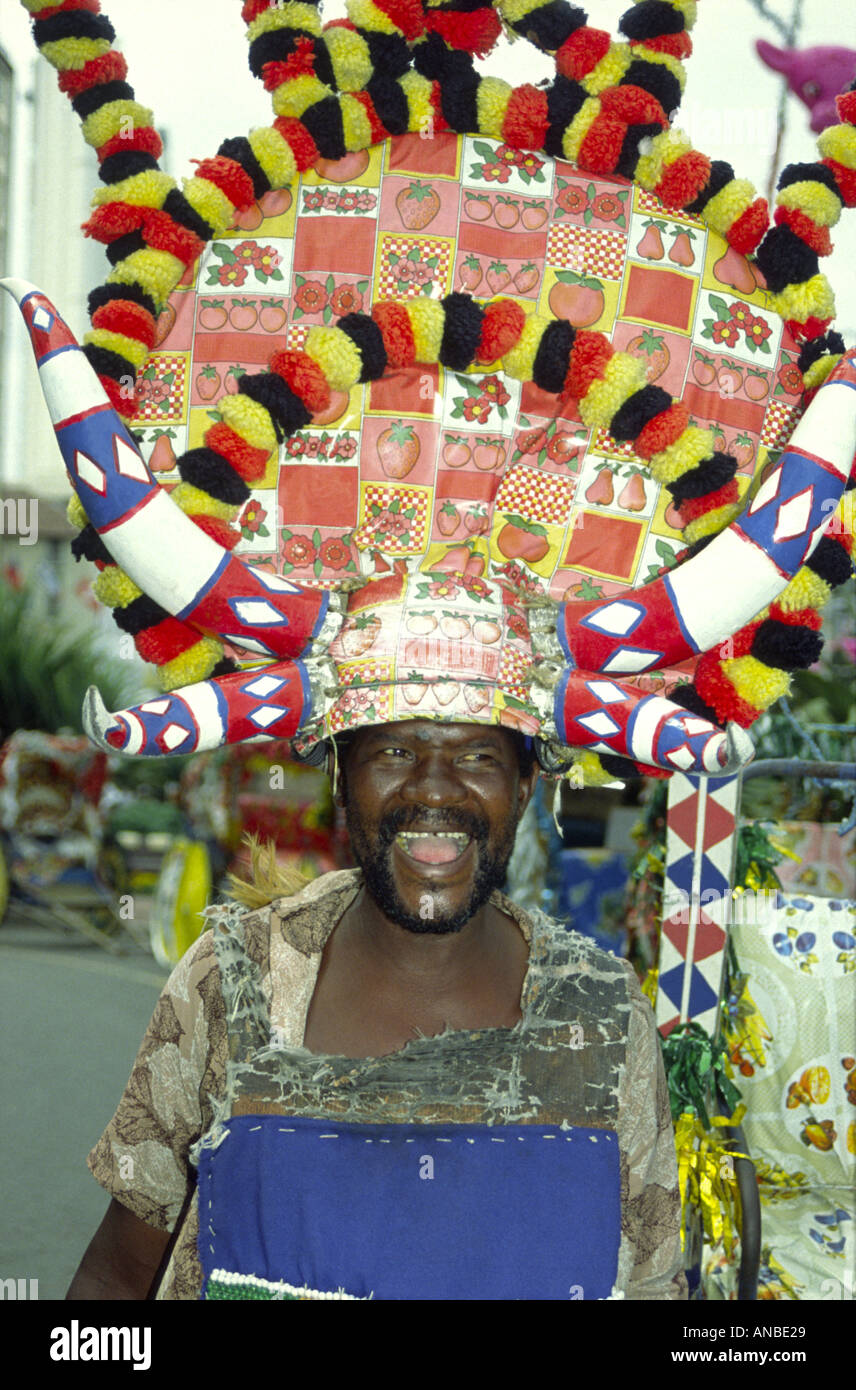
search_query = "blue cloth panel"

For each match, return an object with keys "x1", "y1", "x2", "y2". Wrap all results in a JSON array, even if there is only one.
[{"x1": 197, "y1": 1113, "x2": 621, "y2": 1301}]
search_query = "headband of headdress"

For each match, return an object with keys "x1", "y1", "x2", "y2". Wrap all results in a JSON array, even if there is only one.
[{"x1": 7, "y1": 0, "x2": 856, "y2": 783}]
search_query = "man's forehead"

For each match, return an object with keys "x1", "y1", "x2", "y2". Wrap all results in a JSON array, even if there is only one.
[{"x1": 349, "y1": 721, "x2": 516, "y2": 752}]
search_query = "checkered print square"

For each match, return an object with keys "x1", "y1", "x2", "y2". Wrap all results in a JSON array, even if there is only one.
[
  {"x1": 592, "y1": 427, "x2": 638, "y2": 460},
  {"x1": 494, "y1": 466, "x2": 576, "y2": 526},
  {"x1": 761, "y1": 398, "x2": 804, "y2": 449},
  {"x1": 377, "y1": 236, "x2": 453, "y2": 300},
  {"x1": 355, "y1": 485, "x2": 430, "y2": 554},
  {"x1": 135, "y1": 353, "x2": 187, "y2": 423},
  {"x1": 499, "y1": 643, "x2": 532, "y2": 690},
  {"x1": 547, "y1": 224, "x2": 627, "y2": 280}
]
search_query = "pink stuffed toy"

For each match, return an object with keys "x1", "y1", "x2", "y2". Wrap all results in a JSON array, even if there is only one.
[{"x1": 756, "y1": 39, "x2": 856, "y2": 133}]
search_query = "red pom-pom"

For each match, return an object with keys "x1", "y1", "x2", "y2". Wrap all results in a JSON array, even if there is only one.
[
  {"x1": 372, "y1": 0, "x2": 426, "y2": 41},
  {"x1": 821, "y1": 157, "x2": 856, "y2": 208},
  {"x1": 96, "y1": 125, "x2": 164, "y2": 165},
  {"x1": 424, "y1": 10, "x2": 501, "y2": 57},
  {"x1": 694, "y1": 650, "x2": 762, "y2": 727},
  {"x1": 556, "y1": 27, "x2": 611, "y2": 80},
  {"x1": 351, "y1": 90, "x2": 391, "y2": 146},
  {"x1": 835, "y1": 89, "x2": 856, "y2": 124},
  {"x1": 38, "y1": 0, "x2": 101, "y2": 25},
  {"x1": 728, "y1": 198, "x2": 769, "y2": 255},
  {"x1": 372, "y1": 302, "x2": 416, "y2": 368},
  {"x1": 599, "y1": 85, "x2": 667, "y2": 127},
  {"x1": 82, "y1": 201, "x2": 145, "y2": 243},
  {"x1": 429, "y1": 83, "x2": 450, "y2": 136},
  {"x1": 769, "y1": 602, "x2": 823, "y2": 630},
  {"x1": 630, "y1": 32, "x2": 692, "y2": 60},
  {"x1": 274, "y1": 117, "x2": 319, "y2": 172},
  {"x1": 476, "y1": 300, "x2": 526, "y2": 363},
  {"x1": 187, "y1": 514, "x2": 241, "y2": 551},
  {"x1": 502, "y1": 85, "x2": 549, "y2": 150},
  {"x1": 786, "y1": 315, "x2": 833, "y2": 344},
  {"x1": 577, "y1": 112, "x2": 625, "y2": 177},
  {"x1": 262, "y1": 38, "x2": 317, "y2": 91},
  {"x1": 192, "y1": 156, "x2": 255, "y2": 211},
  {"x1": 269, "y1": 350, "x2": 331, "y2": 414},
  {"x1": 135, "y1": 619, "x2": 198, "y2": 666},
  {"x1": 142, "y1": 209, "x2": 204, "y2": 265},
  {"x1": 205, "y1": 422, "x2": 271, "y2": 484},
  {"x1": 634, "y1": 402, "x2": 690, "y2": 458},
  {"x1": 91, "y1": 299, "x2": 156, "y2": 349},
  {"x1": 565, "y1": 331, "x2": 614, "y2": 398},
  {"x1": 774, "y1": 205, "x2": 832, "y2": 256},
  {"x1": 677, "y1": 479, "x2": 739, "y2": 524},
  {"x1": 655, "y1": 151, "x2": 711, "y2": 210},
  {"x1": 241, "y1": 0, "x2": 275, "y2": 23},
  {"x1": 57, "y1": 47, "x2": 127, "y2": 96}
]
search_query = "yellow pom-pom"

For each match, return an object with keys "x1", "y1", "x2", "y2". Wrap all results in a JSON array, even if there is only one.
[
  {"x1": 634, "y1": 128, "x2": 692, "y2": 189},
  {"x1": 476, "y1": 77, "x2": 512, "y2": 140},
  {"x1": 650, "y1": 425, "x2": 713, "y2": 483},
  {"x1": 38, "y1": 36, "x2": 110, "y2": 70},
  {"x1": 495, "y1": 0, "x2": 544, "y2": 21},
  {"x1": 84, "y1": 328, "x2": 150, "y2": 371},
  {"x1": 91, "y1": 170, "x2": 174, "y2": 209},
  {"x1": 67, "y1": 495, "x2": 89, "y2": 530},
  {"x1": 778, "y1": 566, "x2": 832, "y2": 612},
  {"x1": 571, "y1": 751, "x2": 617, "y2": 787},
  {"x1": 802, "y1": 353, "x2": 840, "y2": 393},
  {"x1": 107, "y1": 248, "x2": 184, "y2": 309},
  {"x1": 272, "y1": 75, "x2": 332, "y2": 120},
  {"x1": 683, "y1": 502, "x2": 741, "y2": 545},
  {"x1": 398, "y1": 70, "x2": 434, "y2": 134},
  {"x1": 562, "y1": 98, "x2": 601, "y2": 164},
  {"x1": 304, "y1": 326, "x2": 363, "y2": 391},
  {"x1": 246, "y1": 3, "x2": 322, "y2": 40},
  {"x1": 502, "y1": 314, "x2": 548, "y2": 383},
  {"x1": 768, "y1": 274, "x2": 836, "y2": 325},
  {"x1": 405, "y1": 298, "x2": 445, "y2": 363},
  {"x1": 777, "y1": 180, "x2": 842, "y2": 227},
  {"x1": 218, "y1": 394, "x2": 278, "y2": 453},
  {"x1": 346, "y1": 0, "x2": 402, "y2": 34},
  {"x1": 182, "y1": 175, "x2": 236, "y2": 234},
  {"x1": 817, "y1": 122, "x2": 856, "y2": 171},
  {"x1": 702, "y1": 179, "x2": 755, "y2": 237},
  {"x1": 170, "y1": 483, "x2": 238, "y2": 522},
  {"x1": 584, "y1": 45, "x2": 633, "y2": 96},
  {"x1": 93, "y1": 567, "x2": 142, "y2": 608},
  {"x1": 81, "y1": 100, "x2": 155, "y2": 152},
  {"x1": 340, "y1": 95, "x2": 373, "y2": 153},
  {"x1": 724, "y1": 655, "x2": 790, "y2": 710},
  {"x1": 325, "y1": 26, "x2": 372, "y2": 91},
  {"x1": 580, "y1": 353, "x2": 648, "y2": 429},
  {"x1": 619, "y1": 45, "x2": 685, "y2": 92},
  {"x1": 158, "y1": 636, "x2": 223, "y2": 693},
  {"x1": 248, "y1": 126, "x2": 297, "y2": 190}
]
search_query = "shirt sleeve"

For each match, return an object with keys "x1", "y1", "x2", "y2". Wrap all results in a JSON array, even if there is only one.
[
  {"x1": 616, "y1": 964, "x2": 688, "y2": 1300},
  {"x1": 87, "y1": 927, "x2": 227, "y2": 1232}
]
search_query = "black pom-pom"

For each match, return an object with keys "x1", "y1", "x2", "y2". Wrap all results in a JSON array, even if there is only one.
[
  {"x1": 619, "y1": 0, "x2": 685, "y2": 39},
  {"x1": 669, "y1": 682, "x2": 721, "y2": 724},
  {"x1": 89, "y1": 281, "x2": 157, "y2": 320},
  {"x1": 441, "y1": 74, "x2": 480, "y2": 133},
  {"x1": 112, "y1": 594, "x2": 168, "y2": 635},
  {"x1": 366, "y1": 76, "x2": 410, "y2": 135},
  {"x1": 685, "y1": 160, "x2": 733, "y2": 215},
  {"x1": 511, "y1": 1, "x2": 587, "y2": 51},
  {"x1": 240, "y1": 374, "x2": 312, "y2": 443},
  {"x1": 33, "y1": 11, "x2": 115, "y2": 45},
  {"x1": 218, "y1": 136, "x2": 271, "y2": 200},
  {"x1": 248, "y1": 29, "x2": 332, "y2": 87},
  {"x1": 755, "y1": 224, "x2": 819, "y2": 294},
  {"x1": 806, "y1": 535, "x2": 855, "y2": 586},
  {"x1": 751, "y1": 620, "x2": 823, "y2": 670},
  {"x1": 82, "y1": 343, "x2": 137, "y2": 389},
  {"x1": 621, "y1": 59, "x2": 680, "y2": 115},
  {"x1": 532, "y1": 321, "x2": 575, "y2": 395},
  {"x1": 610, "y1": 385, "x2": 671, "y2": 442},
  {"x1": 302, "y1": 96, "x2": 346, "y2": 160},
  {"x1": 71, "y1": 80, "x2": 135, "y2": 120},
  {"x1": 178, "y1": 448, "x2": 251, "y2": 505},
  {"x1": 440, "y1": 294, "x2": 484, "y2": 373},
  {"x1": 777, "y1": 161, "x2": 842, "y2": 199},
  {"x1": 545, "y1": 77, "x2": 588, "y2": 158},
  {"x1": 615, "y1": 122, "x2": 665, "y2": 180},
  {"x1": 99, "y1": 151, "x2": 160, "y2": 184},
  {"x1": 668, "y1": 452, "x2": 738, "y2": 503},
  {"x1": 162, "y1": 187, "x2": 214, "y2": 242},
  {"x1": 797, "y1": 330, "x2": 845, "y2": 373},
  {"x1": 105, "y1": 230, "x2": 146, "y2": 266},
  {"x1": 71, "y1": 525, "x2": 111, "y2": 566},
  {"x1": 412, "y1": 32, "x2": 453, "y2": 80},
  {"x1": 337, "y1": 314, "x2": 388, "y2": 381},
  {"x1": 211, "y1": 657, "x2": 239, "y2": 678},
  {"x1": 597, "y1": 752, "x2": 644, "y2": 780},
  {"x1": 364, "y1": 32, "x2": 410, "y2": 81}
]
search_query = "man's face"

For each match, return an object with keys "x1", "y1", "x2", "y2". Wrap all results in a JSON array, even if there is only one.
[{"x1": 338, "y1": 721, "x2": 538, "y2": 935}]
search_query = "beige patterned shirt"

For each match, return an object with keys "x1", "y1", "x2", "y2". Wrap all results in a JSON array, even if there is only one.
[{"x1": 88, "y1": 869, "x2": 687, "y2": 1300}]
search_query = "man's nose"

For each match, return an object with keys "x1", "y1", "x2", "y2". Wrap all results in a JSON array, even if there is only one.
[{"x1": 400, "y1": 750, "x2": 468, "y2": 805}]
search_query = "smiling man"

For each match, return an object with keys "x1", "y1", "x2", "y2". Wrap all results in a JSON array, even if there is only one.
[{"x1": 72, "y1": 715, "x2": 687, "y2": 1302}]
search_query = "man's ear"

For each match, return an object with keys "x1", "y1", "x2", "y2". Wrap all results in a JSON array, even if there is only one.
[
  {"x1": 516, "y1": 764, "x2": 540, "y2": 820},
  {"x1": 328, "y1": 741, "x2": 346, "y2": 809}
]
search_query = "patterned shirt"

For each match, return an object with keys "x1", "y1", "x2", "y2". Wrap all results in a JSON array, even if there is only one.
[{"x1": 88, "y1": 869, "x2": 687, "y2": 1300}]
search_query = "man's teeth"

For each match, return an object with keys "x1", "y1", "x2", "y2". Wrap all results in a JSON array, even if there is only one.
[{"x1": 396, "y1": 832, "x2": 470, "y2": 847}]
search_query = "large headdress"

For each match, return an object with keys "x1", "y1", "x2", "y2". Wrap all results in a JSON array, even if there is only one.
[{"x1": 6, "y1": 0, "x2": 856, "y2": 783}]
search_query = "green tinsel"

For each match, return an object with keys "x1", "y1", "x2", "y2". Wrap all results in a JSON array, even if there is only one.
[{"x1": 661, "y1": 1021, "x2": 743, "y2": 1129}]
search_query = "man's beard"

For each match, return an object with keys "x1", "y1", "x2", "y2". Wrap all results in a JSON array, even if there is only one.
[{"x1": 344, "y1": 803, "x2": 519, "y2": 935}]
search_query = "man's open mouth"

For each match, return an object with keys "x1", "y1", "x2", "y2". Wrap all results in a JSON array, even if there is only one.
[{"x1": 394, "y1": 831, "x2": 472, "y2": 865}]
